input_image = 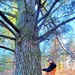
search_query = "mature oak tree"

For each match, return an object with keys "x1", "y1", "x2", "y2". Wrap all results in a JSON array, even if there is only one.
[{"x1": 0, "y1": 0, "x2": 75, "y2": 75}]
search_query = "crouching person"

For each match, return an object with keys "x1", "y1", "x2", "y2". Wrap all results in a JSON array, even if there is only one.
[{"x1": 42, "y1": 58, "x2": 56, "y2": 75}]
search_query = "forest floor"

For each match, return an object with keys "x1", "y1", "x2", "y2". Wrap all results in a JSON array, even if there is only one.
[
  {"x1": 56, "y1": 70, "x2": 75, "y2": 75},
  {"x1": 0, "y1": 70, "x2": 75, "y2": 75},
  {"x1": 42, "y1": 70, "x2": 75, "y2": 75}
]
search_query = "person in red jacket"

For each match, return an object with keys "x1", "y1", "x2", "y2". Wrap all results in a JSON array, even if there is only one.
[{"x1": 42, "y1": 58, "x2": 56, "y2": 75}]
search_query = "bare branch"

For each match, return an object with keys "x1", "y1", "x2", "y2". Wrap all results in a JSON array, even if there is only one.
[
  {"x1": 38, "y1": 19, "x2": 45, "y2": 31},
  {"x1": 40, "y1": 0, "x2": 47, "y2": 8},
  {"x1": 0, "y1": 1, "x2": 19, "y2": 10},
  {"x1": 57, "y1": 37, "x2": 70, "y2": 54},
  {"x1": 0, "y1": 20, "x2": 18, "y2": 38},
  {"x1": 0, "y1": 46, "x2": 15, "y2": 53},
  {"x1": 55, "y1": 11, "x2": 75, "y2": 20},
  {"x1": 0, "y1": 34, "x2": 16, "y2": 40},
  {"x1": 34, "y1": 0, "x2": 41, "y2": 36},
  {"x1": 37, "y1": 16, "x2": 53, "y2": 31},
  {"x1": 57, "y1": 36, "x2": 75, "y2": 59},
  {"x1": 0, "y1": 11, "x2": 20, "y2": 33},
  {"x1": 37, "y1": 0, "x2": 59, "y2": 23},
  {"x1": 32, "y1": 0, "x2": 47, "y2": 15},
  {"x1": 2, "y1": 11, "x2": 16, "y2": 18},
  {"x1": 51, "y1": 1, "x2": 65, "y2": 14},
  {"x1": 38, "y1": 17, "x2": 75, "y2": 43}
]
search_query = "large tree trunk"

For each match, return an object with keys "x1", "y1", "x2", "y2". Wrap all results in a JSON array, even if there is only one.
[
  {"x1": 15, "y1": 0, "x2": 42, "y2": 75},
  {"x1": 15, "y1": 39, "x2": 42, "y2": 75}
]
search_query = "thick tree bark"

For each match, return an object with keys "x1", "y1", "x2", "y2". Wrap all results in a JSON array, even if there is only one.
[
  {"x1": 15, "y1": 0, "x2": 42, "y2": 75},
  {"x1": 15, "y1": 39, "x2": 42, "y2": 75}
]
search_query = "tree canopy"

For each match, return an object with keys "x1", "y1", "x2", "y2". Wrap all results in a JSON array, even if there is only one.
[{"x1": 0, "y1": 0, "x2": 75, "y2": 74}]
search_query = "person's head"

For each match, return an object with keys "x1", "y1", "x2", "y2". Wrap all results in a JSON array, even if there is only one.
[{"x1": 47, "y1": 58, "x2": 54, "y2": 63}]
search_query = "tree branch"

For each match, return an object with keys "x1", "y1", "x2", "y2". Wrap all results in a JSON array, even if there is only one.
[
  {"x1": 37, "y1": 0, "x2": 59, "y2": 23},
  {"x1": 38, "y1": 16, "x2": 75, "y2": 43},
  {"x1": 56, "y1": 37, "x2": 70, "y2": 54},
  {"x1": 56, "y1": 36, "x2": 75, "y2": 59},
  {"x1": 0, "y1": 20, "x2": 18, "y2": 38},
  {"x1": 0, "y1": 34, "x2": 16, "y2": 40},
  {"x1": 37, "y1": 19, "x2": 45, "y2": 31},
  {"x1": 2, "y1": 11, "x2": 16, "y2": 18},
  {"x1": 34, "y1": 0, "x2": 41, "y2": 36},
  {"x1": 0, "y1": 1, "x2": 19, "y2": 10},
  {"x1": 0, "y1": 46, "x2": 15, "y2": 53},
  {"x1": 51, "y1": 1, "x2": 64, "y2": 14},
  {"x1": 0, "y1": 11, "x2": 20, "y2": 33}
]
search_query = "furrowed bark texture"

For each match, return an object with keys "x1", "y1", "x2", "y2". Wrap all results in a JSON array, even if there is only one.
[
  {"x1": 15, "y1": 39, "x2": 41, "y2": 75},
  {"x1": 15, "y1": 0, "x2": 42, "y2": 75}
]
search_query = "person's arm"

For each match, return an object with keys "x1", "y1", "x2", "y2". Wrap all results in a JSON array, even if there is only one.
[{"x1": 42, "y1": 63, "x2": 56, "y2": 72}]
